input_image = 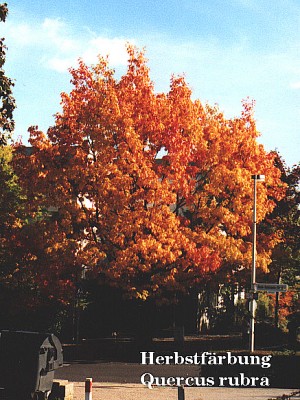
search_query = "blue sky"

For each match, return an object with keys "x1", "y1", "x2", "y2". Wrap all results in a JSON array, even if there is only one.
[{"x1": 2, "y1": 0, "x2": 300, "y2": 167}]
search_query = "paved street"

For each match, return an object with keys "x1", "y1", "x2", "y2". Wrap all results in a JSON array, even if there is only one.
[{"x1": 55, "y1": 362, "x2": 299, "y2": 400}]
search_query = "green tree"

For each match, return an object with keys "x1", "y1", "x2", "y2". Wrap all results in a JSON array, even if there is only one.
[
  {"x1": 0, "y1": 146, "x2": 75, "y2": 332},
  {"x1": 0, "y1": 3, "x2": 15, "y2": 145},
  {"x1": 0, "y1": 145, "x2": 28, "y2": 323},
  {"x1": 0, "y1": 6, "x2": 73, "y2": 331},
  {"x1": 259, "y1": 154, "x2": 299, "y2": 328},
  {"x1": 0, "y1": 145, "x2": 24, "y2": 279},
  {"x1": 272, "y1": 156, "x2": 299, "y2": 284}
]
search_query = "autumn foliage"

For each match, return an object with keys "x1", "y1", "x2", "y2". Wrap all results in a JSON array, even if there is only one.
[{"x1": 14, "y1": 46, "x2": 285, "y2": 301}]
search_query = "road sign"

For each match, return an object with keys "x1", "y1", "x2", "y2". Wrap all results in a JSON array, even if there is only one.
[{"x1": 253, "y1": 283, "x2": 288, "y2": 293}]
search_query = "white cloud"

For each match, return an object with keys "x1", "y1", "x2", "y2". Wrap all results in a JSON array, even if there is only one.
[
  {"x1": 42, "y1": 17, "x2": 65, "y2": 33},
  {"x1": 46, "y1": 57, "x2": 75, "y2": 73},
  {"x1": 290, "y1": 81, "x2": 300, "y2": 90},
  {"x1": 41, "y1": 18, "x2": 77, "y2": 53},
  {"x1": 4, "y1": 17, "x2": 134, "y2": 73},
  {"x1": 83, "y1": 37, "x2": 132, "y2": 66},
  {"x1": 7, "y1": 22, "x2": 34, "y2": 45}
]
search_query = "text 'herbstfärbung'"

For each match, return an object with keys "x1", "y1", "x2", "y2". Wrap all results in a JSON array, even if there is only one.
[{"x1": 140, "y1": 351, "x2": 272, "y2": 389}]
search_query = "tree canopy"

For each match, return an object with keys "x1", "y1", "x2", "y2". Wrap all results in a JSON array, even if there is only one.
[{"x1": 14, "y1": 46, "x2": 286, "y2": 302}]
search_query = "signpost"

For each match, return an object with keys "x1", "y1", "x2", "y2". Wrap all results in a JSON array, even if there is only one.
[
  {"x1": 249, "y1": 174, "x2": 288, "y2": 352},
  {"x1": 253, "y1": 283, "x2": 288, "y2": 293}
]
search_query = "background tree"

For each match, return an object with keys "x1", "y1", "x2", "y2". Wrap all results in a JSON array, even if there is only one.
[
  {"x1": 0, "y1": 144, "x2": 76, "y2": 332},
  {"x1": 269, "y1": 155, "x2": 299, "y2": 286},
  {"x1": 259, "y1": 154, "x2": 299, "y2": 329},
  {"x1": 0, "y1": 3, "x2": 15, "y2": 145},
  {"x1": 14, "y1": 46, "x2": 285, "y2": 305},
  {"x1": 0, "y1": 145, "x2": 24, "y2": 282},
  {"x1": 0, "y1": 4, "x2": 75, "y2": 333}
]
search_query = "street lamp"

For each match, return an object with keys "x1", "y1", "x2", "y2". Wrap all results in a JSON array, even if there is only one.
[{"x1": 249, "y1": 174, "x2": 265, "y2": 353}]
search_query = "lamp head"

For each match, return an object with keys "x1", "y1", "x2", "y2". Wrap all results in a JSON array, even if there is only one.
[{"x1": 251, "y1": 174, "x2": 265, "y2": 182}]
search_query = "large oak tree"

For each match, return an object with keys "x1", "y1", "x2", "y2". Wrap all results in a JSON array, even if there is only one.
[{"x1": 14, "y1": 46, "x2": 285, "y2": 302}]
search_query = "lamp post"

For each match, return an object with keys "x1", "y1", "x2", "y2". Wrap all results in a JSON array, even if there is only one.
[{"x1": 249, "y1": 174, "x2": 265, "y2": 353}]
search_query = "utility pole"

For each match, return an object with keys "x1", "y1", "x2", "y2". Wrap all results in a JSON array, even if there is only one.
[{"x1": 249, "y1": 174, "x2": 265, "y2": 353}]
